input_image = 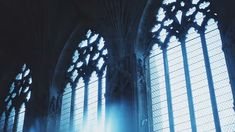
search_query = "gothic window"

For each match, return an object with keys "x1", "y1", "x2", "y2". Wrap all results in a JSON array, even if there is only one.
[
  {"x1": 0, "y1": 64, "x2": 32, "y2": 132},
  {"x1": 149, "y1": 0, "x2": 235, "y2": 131},
  {"x1": 60, "y1": 30, "x2": 107, "y2": 132}
]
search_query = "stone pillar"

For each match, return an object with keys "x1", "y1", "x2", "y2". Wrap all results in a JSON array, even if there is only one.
[{"x1": 221, "y1": 21, "x2": 235, "y2": 110}]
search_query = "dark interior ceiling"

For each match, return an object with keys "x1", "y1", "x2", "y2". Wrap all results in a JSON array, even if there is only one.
[{"x1": 0, "y1": 0, "x2": 234, "y2": 97}]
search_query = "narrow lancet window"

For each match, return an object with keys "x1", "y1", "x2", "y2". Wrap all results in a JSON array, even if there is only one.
[
  {"x1": 149, "y1": 0, "x2": 235, "y2": 131},
  {"x1": 60, "y1": 29, "x2": 108, "y2": 132},
  {"x1": 0, "y1": 64, "x2": 32, "y2": 132}
]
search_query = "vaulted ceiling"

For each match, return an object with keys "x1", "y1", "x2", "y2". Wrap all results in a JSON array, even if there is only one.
[{"x1": 0, "y1": 0, "x2": 234, "y2": 97}]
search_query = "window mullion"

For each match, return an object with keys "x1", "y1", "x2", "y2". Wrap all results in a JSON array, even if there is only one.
[
  {"x1": 162, "y1": 47, "x2": 175, "y2": 132},
  {"x1": 200, "y1": 32, "x2": 221, "y2": 131},
  {"x1": 180, "y1": 39, "x2": 197, "y2": 132},
  {"x1": 97, "y1": 75, "x2": 102, "y2": 122},
  {"x1": 70, "y1": 87, "x2": 75, "y2": 130},
  {"x1": 83, "y1": 79, "x2": 89, "y2": 128}
]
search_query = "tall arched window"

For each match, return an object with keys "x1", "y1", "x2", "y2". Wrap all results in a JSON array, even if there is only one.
[
  {"x1": 149, "y1": 0, "x2": 235, "y2": 131},
  {"x1": 59, "y1": 30, "x2": 108, "y2": 132},
  {"x1": 0, "y1": 64, "x2": 32, "y2": 132}
]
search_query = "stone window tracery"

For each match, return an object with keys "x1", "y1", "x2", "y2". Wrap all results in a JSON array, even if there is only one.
[
  {"x1": 149, "y1": 0, "x2": 235, "y2": 131},
  {"x1": 0, "y1": 64, "x2": 32, "y2": 132},
  {"x1": 60, "y1": 29, "x2": 107, "y2": 132}
]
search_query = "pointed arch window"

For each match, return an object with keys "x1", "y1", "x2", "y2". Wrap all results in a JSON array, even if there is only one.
[
  {"x1": 59, "y1": 30, "x2": 108, "y2": 132},
  {"x1": 149, "y1": 0, "x2": 235, "y2": 131},
  {"x1": 0, "y1": 64, "x2": 32, "y2": 132}
]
